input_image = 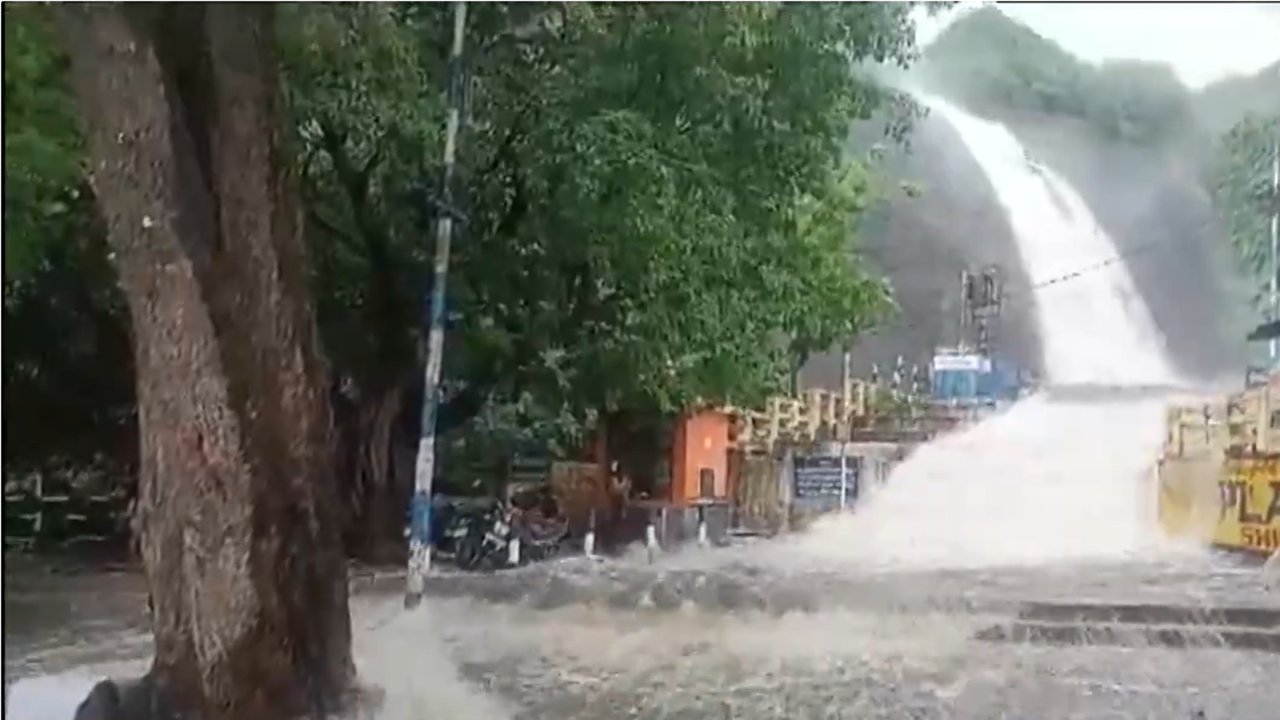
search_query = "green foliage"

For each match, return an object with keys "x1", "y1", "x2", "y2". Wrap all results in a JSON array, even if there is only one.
[
  {"x1": 915, "y1": 7, "x2": 1193, "y2": 145},
  {"x1": 446, "y1": 4, "x2": 913, "y2": 417},
  {"x1": 6, "y1": 1, "x2": 926, "y2": 470},
  {"x1": 280, "y1": 2, "x2": 923, "y2": 449},
  {"x1": 3, "y1": 188, "x2": 134, "y2": 473},
  {"x1": 2, "y1": 5, "x2": 83, "y2": 278},
  {"x1": 1211, "y1": 114, "x2": 1280, "y2": 309},
  {"x1": 3, "y1": 5, "x2": 134, "y2": 475},
  {"x1": 278, "y1": 3, "x2": 438, "y2": 386}
]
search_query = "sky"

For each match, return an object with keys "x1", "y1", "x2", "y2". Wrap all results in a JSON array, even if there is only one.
[{"x1": 915, "y1": 2, "x2": 1280, "y2": 88}]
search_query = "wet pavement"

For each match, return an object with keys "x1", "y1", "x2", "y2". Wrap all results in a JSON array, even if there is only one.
[
  {"x1": 3, "y1": 556, "x2": 152, "y2": 680},
  {"x1": 422, "y1": 548, "x2": 1280, "y2": 720},
  {"x1": 5, "y1": 545, "x2": 1279, "y2": 720}
]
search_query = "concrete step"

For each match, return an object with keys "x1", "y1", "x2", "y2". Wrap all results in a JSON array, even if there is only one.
[
  {"x1": 976, "y1": 600, "x2": 1280, "y2": 653},
  {"x1": 975, "y1": 620, "x2": 1280, "y2": 653}
]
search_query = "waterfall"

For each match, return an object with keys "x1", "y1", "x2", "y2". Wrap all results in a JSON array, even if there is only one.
[
  {"x1": 923, "y1": 97, "x2": 1176, "y2": 387},
  {"x1": 795, "y1": 97, "x2": 1186, "y2": 570}
]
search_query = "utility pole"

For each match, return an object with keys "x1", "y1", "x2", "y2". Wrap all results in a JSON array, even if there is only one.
[
  {"x1": 840, "y1": 343, "x2": 852, "y2": 439},
  {"x1": 1270, "y1": 133, "x2": 1279, "y2": 365},
  {"x1": 406, "y1": 0, "x2": 468, "y2": 609}
]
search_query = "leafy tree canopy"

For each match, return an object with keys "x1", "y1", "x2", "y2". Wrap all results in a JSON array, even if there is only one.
[
  {"x1": 3, "y1": 5, "x2": 83, "y2": 278},
  {"x1": 5, "y1": 1, "x2": 927, "y2": 470},
  {"x1": 283, "y1": 3, "x2": 923, "y2": 444},
  {"x1": 1211, "y1": 113, "x2": 1279, "y2": 309}
]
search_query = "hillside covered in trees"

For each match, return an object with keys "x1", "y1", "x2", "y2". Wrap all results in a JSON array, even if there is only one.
[{"x1": 818, "y1": 6, "x2": 1278, "y2": 384}]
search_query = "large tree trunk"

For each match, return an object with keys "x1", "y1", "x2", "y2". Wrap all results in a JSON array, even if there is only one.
[
  {"x1": 355, "y1": 383, "x2": 407, "y2": 560},
  {"x1": 335, "y1": 380, "x2": 407, "y2": 561},
  {"x1": 59, "y1": 4, "x2": 353, "y2": 719}
]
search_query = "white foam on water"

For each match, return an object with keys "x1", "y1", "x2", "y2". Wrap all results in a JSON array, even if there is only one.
[
  {"x1": 2, "y1": 598, "x2": 513, "y2": 720},
  {"x1": 352, "y1": 598, "x2": 515, "y2": 720},
  {"x1": 795, "y1": 96, "x2": 1186, "y2": 571},
  {"x1": 793, "y1": 394, "x2": 1179, "y2": 570},
  {"x1": 5, "y1": 672, "x2": 104, "y2": 720}
]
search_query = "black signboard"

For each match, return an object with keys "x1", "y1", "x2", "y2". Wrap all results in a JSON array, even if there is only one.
[{"x1": 793, "y1": 454, "x2": 858, "y2": 509}]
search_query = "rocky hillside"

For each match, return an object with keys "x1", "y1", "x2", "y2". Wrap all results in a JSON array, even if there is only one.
[{"x1": 804, "y1": 7, "x2": 1275, "y2": 389}]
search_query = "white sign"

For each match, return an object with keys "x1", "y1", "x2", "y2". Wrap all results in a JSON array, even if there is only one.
[{"x1": 932, "y1": 354, "x2": 985, "y2": 372}]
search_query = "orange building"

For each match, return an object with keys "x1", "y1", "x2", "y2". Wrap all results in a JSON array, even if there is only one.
[{"x1": 668, "y1": 408, "x2": 731, "y2": 506}]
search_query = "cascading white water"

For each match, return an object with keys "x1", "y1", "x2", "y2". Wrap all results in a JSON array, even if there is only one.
[
  {"x1": 798, "y1": 96, "x2": 1187, "y2": 570},
  {"x1": 926, "y1": 98, "x2": 1177, "y2": 387}
]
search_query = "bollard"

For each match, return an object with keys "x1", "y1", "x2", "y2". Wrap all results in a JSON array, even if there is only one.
[
  {"x1": 584, "y1": 509, "x2": 597, "y2": 559},
  {"x1": 1264, "y1": 548, "x2": 1279, "y2": 588},
  {"x1": 645, "y1": 510, "x2": 659, "y2": 564},
  {"x1": 696, "y1": 505, "x2": 709, "y2": 548},
  {"x1": 507, "y1": 534, "x2": 521, "y2": 567}
]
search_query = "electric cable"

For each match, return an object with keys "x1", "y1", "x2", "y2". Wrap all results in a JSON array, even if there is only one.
[{"x1": 870, "y1": 228, "x2": 1204, "y2": 336}]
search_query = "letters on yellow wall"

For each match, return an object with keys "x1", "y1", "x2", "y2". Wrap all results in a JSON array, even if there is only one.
[{"x1": 1217, "y1": 458, "x2": 1280, "y2": 553}]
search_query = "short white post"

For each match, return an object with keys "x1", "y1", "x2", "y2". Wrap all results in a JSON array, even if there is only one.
[
  {"x1": 838, "y1": 451, "x2": 849, "y2": 511},
  {"x1": 696, "y1": 505, "x2": 709, "y2": 548},
  {"x1": 584, "y1": 509, "x2": 597, "y2": 558},
  {"x1": 507, "y1": 535, "x2": 521, "y2": 567},
  {"x1": 1259, "y1": 385, "x2": 1273, "y2": 452},
  {"x1": 645, "y1": 510, "x2": 659, "y2": 564}
]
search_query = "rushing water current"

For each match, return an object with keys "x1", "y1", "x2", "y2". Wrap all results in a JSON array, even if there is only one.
[
  {"x1": 7, "y1": 102, "x2": 1279, "y2": 719},
  {"x1": 796, "y1": 95, "x2": 1183, "y2": 574}
]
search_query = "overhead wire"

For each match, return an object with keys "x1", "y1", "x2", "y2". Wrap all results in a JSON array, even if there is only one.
[
  {"x1": 1021, "y1": 230, "x2": 1191, "y2": 293},
  {"x1": 869, "y1": 227, "x2": 1202, "y2": 336}
]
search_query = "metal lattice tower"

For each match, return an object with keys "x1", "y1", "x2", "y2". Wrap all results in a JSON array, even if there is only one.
[{"x1": 958, "y1": 265, "x2": 1004, "y2": 355}]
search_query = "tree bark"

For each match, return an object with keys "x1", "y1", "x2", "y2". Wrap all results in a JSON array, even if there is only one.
[
  {"x1": 337, "y1": 380, "x2": 407, "y2": 561},
  {"x1": 59, "y1": 4, "x2": 353, "y2": 719}
]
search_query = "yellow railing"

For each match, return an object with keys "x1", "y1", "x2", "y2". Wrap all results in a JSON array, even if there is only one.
[{"x1": 1158, "y1": 384, "x2": 1280, "y2": 557}]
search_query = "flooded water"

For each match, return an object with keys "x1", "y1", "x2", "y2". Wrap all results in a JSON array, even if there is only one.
[
  {"x1": 8, "y1": 99, "x2": 1279, "y2": 720},
  {"x1": 7, "y1": 548, "x2": 1278, "y2": 720},
  {"x1": 783, "y1": 395, "x2": 1174, "y2": 571}
]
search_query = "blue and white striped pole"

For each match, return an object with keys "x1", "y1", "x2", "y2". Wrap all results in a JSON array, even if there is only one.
[{"x1": 406, "y1": 0, "x2": 468, "y2": 609}]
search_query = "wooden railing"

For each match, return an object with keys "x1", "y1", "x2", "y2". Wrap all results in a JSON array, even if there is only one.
[
  {"x1": 725, "y1": 378, "x2": 940, "y2": 454},
  {"x1": 2, "y1": 471, "x2": 131, "y2": 551},
  {"x1": 1164, "y1": 384, "x2": 1280, "y2": 460}
]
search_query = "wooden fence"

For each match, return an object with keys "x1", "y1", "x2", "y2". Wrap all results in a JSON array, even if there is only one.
[{"x1": 3, "y1": 470, "x2": 131, "y2": 551}]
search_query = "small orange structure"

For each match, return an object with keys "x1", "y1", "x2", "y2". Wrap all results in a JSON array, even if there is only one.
[{"x1": 669, "y1": 408, "x2": 731, "y2": 506}]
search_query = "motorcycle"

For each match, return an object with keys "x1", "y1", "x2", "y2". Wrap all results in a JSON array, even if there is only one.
[{"x1": 452, "y1": 488, "x2": 569, "y2": 571}]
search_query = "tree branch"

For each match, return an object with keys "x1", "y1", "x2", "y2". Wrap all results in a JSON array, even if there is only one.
[{"x1": 307, "y1": 208, "x2": 358, "y2": 246}]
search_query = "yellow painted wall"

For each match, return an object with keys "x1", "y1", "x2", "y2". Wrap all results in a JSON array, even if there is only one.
[
  {"x1": 1215, "y1": 457, "x2": 1280, "y2": 553},
  {"x1": 1157, "y1": 389, "x2": 1280, "y2": 556}
]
